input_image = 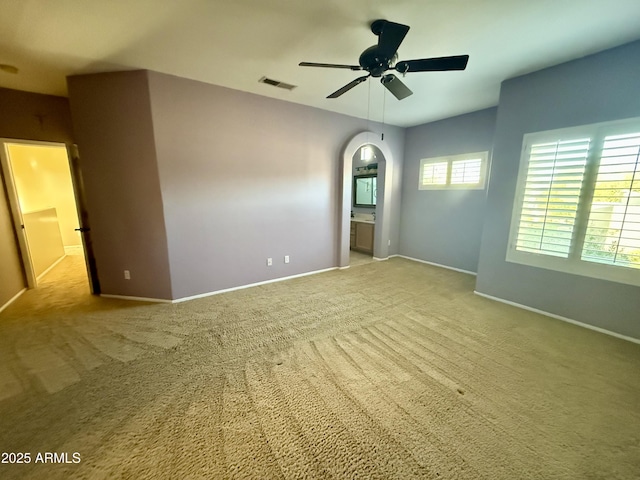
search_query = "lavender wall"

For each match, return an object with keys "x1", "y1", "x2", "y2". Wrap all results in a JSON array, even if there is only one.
[
  {"x1": 0, "y1": 88, "x2": 74, "y2": 308},
  {"x1": 476, "y1": 40, "x2": 640, "y2": 339},
  {"x1": 399, "y1": 108, "x2": 497, "y2": 272},
  {"x1": 67, "y1": 71, "x2": 173, "y2": 300},
  {"x1": 146, "y1": 71, "x2": 404, "y2": 299}
]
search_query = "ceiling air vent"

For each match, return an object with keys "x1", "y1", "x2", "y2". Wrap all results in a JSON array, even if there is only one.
[{"x1": 259, "y1": 76, "x2": 297, "y2": 91}]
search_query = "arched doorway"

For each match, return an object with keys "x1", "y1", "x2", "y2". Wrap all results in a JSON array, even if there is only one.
[{"x1": 339, "y1": 132, "x2": 394, "y2": 268}]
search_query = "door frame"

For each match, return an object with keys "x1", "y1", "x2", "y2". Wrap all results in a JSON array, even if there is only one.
[
  {"x1": 339, "y1": 131, "x2": 394, "y2": 267},
  {"x1": 0, "y1": 138, "x2": 99, "y2": 293}
]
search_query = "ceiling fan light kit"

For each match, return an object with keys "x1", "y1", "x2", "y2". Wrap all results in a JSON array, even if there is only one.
[{"x1": 299, "y1": 19, "x2": 469, "y2": 100}]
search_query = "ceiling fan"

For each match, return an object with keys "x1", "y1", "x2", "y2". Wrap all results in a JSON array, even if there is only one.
[{"x1": 299, "y1": 19, "x2": 469, "y2": 100}]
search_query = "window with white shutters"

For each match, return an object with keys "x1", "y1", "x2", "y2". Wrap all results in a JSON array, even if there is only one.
[
  {"x1": 507, "y1": 117, "x2": 640, "y2": 286},
  {"x1": 451, "y1": 158, "x2": 483, "y2": 185},
  {"x1": 582, "y1": 132, "x2": 640, "y2": 269},
  {"x1": 419, "y1": 152, "x2": 488, "y2": 190},
  {"x1": 420, "y1": 161, "x2": 448, "y2": 186},
  {"x1": 514, "y1": 138, "x2": 590, "y2": 257}
]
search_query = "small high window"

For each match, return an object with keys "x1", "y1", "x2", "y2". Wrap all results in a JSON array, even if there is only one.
[{"x1": 419, "y1": 152, "x2": 489, "y2": 190}]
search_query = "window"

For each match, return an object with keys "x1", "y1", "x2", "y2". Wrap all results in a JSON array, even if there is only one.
[
  {"x1": 421, "y1": 161, "x2": 448, "y2": 186},
  {"x1": 451, "y1": 158, "x2": 483, "y2": 185},
  {"x1": 419, "y1": 152, "x2": 489, "y2": 189},
  {"x1": 512, "y1": 138, "x2": 590, "y2": 258},
  {"x1": 507, "y1": 117, "x2": 640, "y2": 286},
  {"x1": 582, "y1": 132, "x2": 640, "y2": 269}
]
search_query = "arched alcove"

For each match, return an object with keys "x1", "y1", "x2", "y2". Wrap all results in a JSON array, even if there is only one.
[{"x1": 339, "y1": 131, "x2": 394, "y2": 267}]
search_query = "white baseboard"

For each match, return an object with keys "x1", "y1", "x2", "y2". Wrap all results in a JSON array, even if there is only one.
[
  {"x1": 0, "y1": 288, "x2": 27, "y2": 314},
  {"x1": 101, "y1": 266, "x2": 339, "y2": 304},
  {"x1": 395, "y1": 254, "x2": 477, "y2": 276},
  {"x1": 100, "y1": 294, "x2": 173, "y2": 303},
  {"x1": 474, "y1": 290, "x2": 640, "y2": 345},
  {"x1": 36, "y1": 254, "x2": 67, "y2": 281},
  {"x1": 173, "y1": 267, "x2": 339, "y2": 303},
  {"x1": 64, "y1": 245, "x2": 84, "y2": 256}
]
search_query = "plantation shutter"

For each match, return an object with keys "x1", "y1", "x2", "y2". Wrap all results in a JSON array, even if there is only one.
[
  {"x1": 582, "y1": 132, "x2": 640, "y2": 268},
  {"x1": 450, "y1": 158, "x2": 482, "y2": 184},
  {"x1": 515, "y1": 138, "x2": 590, "y2": 257},
  {"x1": 421, "y1": 161, "x2": 448, "y2": 186}
]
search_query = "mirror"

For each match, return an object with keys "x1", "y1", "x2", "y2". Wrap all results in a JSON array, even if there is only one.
[{"x1": 353, "y1": 174, "x2": 377, "y2": 207}]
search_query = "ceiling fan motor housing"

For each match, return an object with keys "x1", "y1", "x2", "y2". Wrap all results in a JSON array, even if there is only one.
[
  {"x1": 359, "y1": 47, "x2": 398, "y2": 77},
  {"x1": 359, "y1": 46, "x2": 387, "y2": 77}
]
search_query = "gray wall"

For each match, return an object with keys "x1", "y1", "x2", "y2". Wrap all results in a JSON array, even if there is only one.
[
  {"x1": 0, "y1": 88, "x2": 74, "y2": 308},
  {"x1": 146, "y1": 71, "x2": 404, "y2": 299},
  {"x1": 387, "y1": 130, "x2": 405, "y2": 256},
  {"x1": 476, "y1": 40, "x2": 640, "y2": 339},
  {"x1": 67, "y1": 71, "x2": 173, "y2": 300},
  {"x1": 398, "y1": 108, "x2": 497, "y2": 272}
]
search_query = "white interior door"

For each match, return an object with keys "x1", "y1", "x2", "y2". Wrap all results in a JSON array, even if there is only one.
[
  {"x1": 0, "y1": 139, "x2": 37, "y2": 287},
  {"x1": 0, "y1": 138, "x2": 95, "y2": 291}
]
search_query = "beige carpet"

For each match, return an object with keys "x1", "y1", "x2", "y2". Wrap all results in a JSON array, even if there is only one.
[
  {"x1": 1, "y1": 255, "x2": 639, "y2": 479},
  {"x1": 349, "y1": 250, "x2": 375, "y2": 267}
]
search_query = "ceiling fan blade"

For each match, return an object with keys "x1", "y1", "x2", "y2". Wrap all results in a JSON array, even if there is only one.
[
  {"x1": 299, "y1": 62, "x2": 362, "y2": 71},
  {"x1": 396, "y1": 55, "x2": 469, "y2": 73},
  {"x1": 380, "y1": 74, "x2": 413, "y2": 100},
  {"x1": 327, "y1": 75, "x2": 370, "y2": 99},
  {"x1": 377, "y1": 21, "x2": 410, "y2": 60}
]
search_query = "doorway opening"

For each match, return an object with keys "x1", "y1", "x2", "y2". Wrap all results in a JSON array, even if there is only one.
[
  {"x1": 339, "y1": 131, "x2": 394, "y2": 268},
  {"x1": 0, "y1": 139, "x2": 98, "y2": 295},
  {"x1": 350, "y1": 144, "x2": 379, "y2": 266}
]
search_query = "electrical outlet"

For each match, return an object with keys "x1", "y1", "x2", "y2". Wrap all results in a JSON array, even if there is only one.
[
  {"x1": 284, "y1": 255, "x2": 290, "y2": 264},
  {"x1": 388, "y1": 240, "x2": 391, "y2": 246},
  {"x1": 124, "y1": 270, "x2": 131, "y2": 280},
  {"x1": 267, "y1": 258, "x2": 273, "y2": 266}
]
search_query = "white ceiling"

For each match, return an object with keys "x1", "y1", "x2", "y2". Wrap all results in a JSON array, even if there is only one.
[{"x1": 1, "y1": 0, "x2": 640, "y2": 127}]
